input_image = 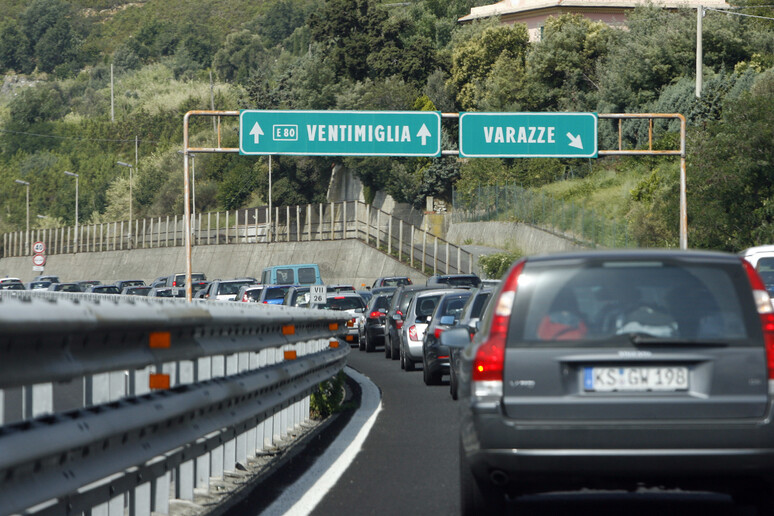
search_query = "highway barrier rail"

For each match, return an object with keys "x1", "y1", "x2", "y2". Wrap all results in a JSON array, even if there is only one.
[
  {"x1": 0, "y1": 291, "x2": 350, "y2": 516},
  {"x1": 2, "y1": 200, "x2": 474, "y2": 276}
]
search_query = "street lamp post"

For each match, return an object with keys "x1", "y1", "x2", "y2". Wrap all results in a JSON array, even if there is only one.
[
  {"x1": 14, "y1": 179, "x2": 29, "y2": 253},
  {"x1": 64, "y1": 171, "x2": 79, "y2": 253}
]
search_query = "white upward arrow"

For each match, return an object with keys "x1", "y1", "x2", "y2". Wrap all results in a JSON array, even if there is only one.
[
  {"x1": 250, "y1": 122, "x2": 264, "y2": 144},
  {"x1": 567, "y1": 132, "x2": 583, "y2": 150},
  {"x1": 417, "y1": 124, "x2": 432, "y2": 146}
]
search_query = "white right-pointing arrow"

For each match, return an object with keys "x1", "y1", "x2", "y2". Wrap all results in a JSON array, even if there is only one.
[
  {"x1": 250, "y1": 122, "x2": 264, "y2": 144},
  {"x1": 417, "y1": 124, "x2": 432, "y2": 146},
  {"x1": 567, "y1": 132, "x2": 583, "y2": 150}
]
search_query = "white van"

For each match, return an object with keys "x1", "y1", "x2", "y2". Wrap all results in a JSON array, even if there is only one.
[{"x1": 740, "y1": 245, "x2": 774, "y2": 288}]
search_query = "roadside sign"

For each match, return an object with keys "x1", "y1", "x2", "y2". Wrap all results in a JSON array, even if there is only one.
[
  {"x1": 310, "y1": 285, "x2": 327, "y2": 305},
  {"x1": 459, "y1": 112, "x2": 598, "y2": 158},
  {"x1": 33, "y1": 241, "x2": 45, "y2": 254},
  {"x1": 32, "y1": 254, "x2": 46, "y2": 267},
  {"x1": 239, "y1": 110, "x2": 442, "y2": 157}
]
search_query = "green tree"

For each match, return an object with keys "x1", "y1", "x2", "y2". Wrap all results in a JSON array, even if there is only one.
[
  {"x1": 0, "y1": 21, "x2": 32, "y2": 73},
  {"x1": 525, "y1": 14, "x2": 614, "y2": 111},
  {"x1": 449, "y1": 24, "x2": 530, "y2": 110},
  {"x1": 213, "y1": 30, "x2": 267, "y2": 83},
  {"x1": 309, "y1": 0, "x2": 388, "y2": 81}
]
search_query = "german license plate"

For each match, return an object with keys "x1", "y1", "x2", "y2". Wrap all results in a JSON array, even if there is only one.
[{"x1": 584, "y1": 366, "x2": 689, "y2": 392}]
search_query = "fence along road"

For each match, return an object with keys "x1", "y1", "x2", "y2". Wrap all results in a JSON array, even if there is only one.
[
  {"x1": 2, "y1": 200, "x2": 475, "y2": 279},
  {"x1": 0, "y1": 291, "x2": 349, "y2": 516}
]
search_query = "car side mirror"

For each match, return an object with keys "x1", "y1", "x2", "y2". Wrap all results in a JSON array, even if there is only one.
[
  {"x1": 440, "y1": 327, "x2": 471, "y2": 349},
  {"x1": 467, "y1": 318, "x2": 480, "y2": 335},
  {"x1": 440, "y1": 315, "x2": 456, "y2": 326}
]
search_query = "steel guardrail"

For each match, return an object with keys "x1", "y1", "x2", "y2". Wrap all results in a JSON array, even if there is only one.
[{"x1": 0, "y1": 292, "x2": 350, "y2": 515}]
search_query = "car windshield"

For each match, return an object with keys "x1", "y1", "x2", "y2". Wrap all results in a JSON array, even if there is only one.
[
  {"x1": 319, "y1": 296, "x2": 365, "y2": 311},
  {"x1": 381, "y1": 278, "x2": 410, "y2": 286},
  {"x1": 514, "y1": 260, "x2": 749, "y2": 344},
  {"x1": 219, "y1": 281, "x2": 254, "y2": 295}
]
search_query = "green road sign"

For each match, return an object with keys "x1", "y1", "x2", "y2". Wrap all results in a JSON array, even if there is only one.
[
  {"x1": 459, "y1": 112, "x2": 598, "y2": 158},
  {"x1": 239, "y1": 110, "x2": 442, "y2": 157}
]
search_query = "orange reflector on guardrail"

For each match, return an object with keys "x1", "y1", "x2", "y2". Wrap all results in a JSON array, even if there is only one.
[
  {"x1": 329, "y1": 323, "x2": 339, "y2": 331},
  {"x1": 282, "y1": 325, "x2": 295, "y2": 336},
  {"x1": 284, "y1": 350, "x2": 297, "y2": 360},
  {"x1": 149, "y1": 332, "x2": 171, "y2": 349},
  {"x1": 330, "y1": 340, "x2": 339, "y2": 348},
  {"x1": 149, "y1": 373, "x2": 170, "y2": 390}
]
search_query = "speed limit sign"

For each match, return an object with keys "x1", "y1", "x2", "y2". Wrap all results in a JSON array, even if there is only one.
[
  {"x1": 32, "y1": 254, "x2": 46, "y2": 267},
  {"x1": 33, "y1": 241, "x2": 45, "y2": 254}
]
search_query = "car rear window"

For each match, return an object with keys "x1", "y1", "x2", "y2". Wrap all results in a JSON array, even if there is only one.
[
  {"x1": 370, "y1": 295, "x2": 391, "y2": 311},
  {"x1": 510, "y1": 259, "x2": 753, "y2": 345},
  {"x1": 320, "y1": 296, "x2": 365, "y2": 311},
  {"x1": 265, "y1": 286, "x2": 292, "y2": 300},
  {"x1": 439, "y1": 294, "x2": 471, "y2": 317},
  {"x1": 415, "y1": 295, "x2": 442, "y2": 318},
  {"x1": 219, "y1": 281, "x2": 254, "y2": 295},
  {"x1": 298, "y1": 267, "x2": 318, "y2": 284}
]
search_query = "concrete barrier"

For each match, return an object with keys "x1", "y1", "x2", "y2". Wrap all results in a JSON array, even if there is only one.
[
  {"x1": 447, "y1": 221, "x2": 589, "y2": 256},
  {"x1": 0, "y1": 239, "x2": 426, "y2": 288}
]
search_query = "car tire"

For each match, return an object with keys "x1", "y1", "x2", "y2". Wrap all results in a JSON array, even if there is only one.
[
  {"x1": 399, "y1": 346, "x2": 405, "y2": 369},
  {"x1": 365, "y1": 332, "x2": 375, "y2": 353},
  {"x1": 405, "y1": 353, "x2": 415, "y2": 372},
  {"x1": 450, "y1": 368, "x2": 458, "y2": 400},
  {"x1": 391, "y1": 339, "x2": 400, "y2": 361},
  {"x1": 384, "y1": 337, "x2": 392, "y2": 358},
  {"x1": 358, "y1": 334, "x2": 365, "y2": 351},
  {"x1": 459, "y1": 441, "x2": 505, "y2": 516}
]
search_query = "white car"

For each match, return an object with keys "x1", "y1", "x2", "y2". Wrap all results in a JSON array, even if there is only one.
[{"x1": 400, "y1": 289, "x2": 456, "y2": 371}]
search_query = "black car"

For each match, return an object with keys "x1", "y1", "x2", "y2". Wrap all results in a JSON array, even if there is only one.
[
  {"x1": 122, "y1": 286, "x2": 152, "y2": 296},
  {"x1": 372, "y1": 276, "x2": 412, "y2": 289},
  {"x1": 384, "y1": 285, "x2": 433, "y2": 361},
  {"x1": 451, "y1": 250, "x2": 774, "y2": 514},
  {"x1": 85, "y1": 285, "x2": 121, "y2": 294},
  {"x1": 361, "y1": 293, "x2": 392, "y2": 352},
  {"x1": 421, "y1": 290, "x2": 471, "y2": 385},
  {"x1": 426, "y1": 274, "x2": 481, "y2": 289},
  {"x1": 114, "y1": 279, "x2": 146, "y2": 290},
  {"x1": 445, "y1": 287, "x2": 493, "y2": 400}
]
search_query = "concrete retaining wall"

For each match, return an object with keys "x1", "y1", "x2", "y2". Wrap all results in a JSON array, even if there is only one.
[
  {"x1": 447, "y1": 221, "x2": 589, "y2": 256},
  {"x1": 0, "y1": 239, "x2": 426, "y2": 288}
]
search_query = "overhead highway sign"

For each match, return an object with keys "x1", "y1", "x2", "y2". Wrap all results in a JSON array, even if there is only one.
[
  {"x1": 239, "y1": 110, "x2": 442, "y2": 157},
  {"x1": 459, "y1": 112, "x2": 598, "y2": 158}
]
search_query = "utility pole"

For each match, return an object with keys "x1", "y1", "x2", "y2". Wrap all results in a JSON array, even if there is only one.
[
  {"x1": 14, "y1": 179, "x2": 29, "y2": 253},
  {"x1": 696, "y1": 6, "x2": 703, "y2": 97}
]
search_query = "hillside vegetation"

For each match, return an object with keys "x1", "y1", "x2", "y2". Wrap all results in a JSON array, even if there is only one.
[{"x1": 1, "y1": 0, "x2": 774, "y2": 251}]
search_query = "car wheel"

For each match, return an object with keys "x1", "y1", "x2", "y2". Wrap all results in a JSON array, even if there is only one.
[
  {"x1": 399, "y1": 346, "x2": 405, "y2": 369},
  {"x1": 460, "y1": 441, "x2": 506, "y2": 516},
  {"x1": 450, "y1": 368, "x2": 458, "y2": 400},
  {"x1": 391, "y1": 339, "x2": 400, "y2": 361},
  {"x1": 384, "y1": 337, "x2": 391, "y2": 358},
  {"x1": 358, "y1": 334, "x2": 365, "y2": 351},
  {"x1": 365, "y1": 332, "x2": 375, "y2": 353},
  {"x1": 405, "y1": 352, "x2": 415, "y2": 372}
]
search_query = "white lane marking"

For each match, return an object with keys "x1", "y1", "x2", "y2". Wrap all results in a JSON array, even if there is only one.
[{"x1": 260, "y1": 366, "x2": 382, "y2": 515}]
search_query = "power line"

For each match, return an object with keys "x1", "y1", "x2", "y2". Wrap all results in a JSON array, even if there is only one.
[
  {"x1": 0, "y1": 128, "x2": 163, "y2": 145},
  {"x1": 705, "y1": 6, "x2": 774, "y2": 21}
]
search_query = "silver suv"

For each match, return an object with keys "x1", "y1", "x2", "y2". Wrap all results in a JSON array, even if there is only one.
[{"x1": 448, "y1": 250, "x2": 774, "y2": 514}]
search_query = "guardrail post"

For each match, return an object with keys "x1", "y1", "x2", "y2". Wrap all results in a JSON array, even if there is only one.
[
  {"x1": 318, "y1": 203, "x2": 323, "y2": 240},
  {"x1": 410, "y1": 226, "x2": 415, "y2": 267},
  {"x1": 195, "y1": 356, "x2": 212, "y2": 489},
  {"x1": 398, "y1": 220, "x2": 403, "y2": 261},
  {"x1": 223, "y1": 353, "x2": 238, "y2": 472},
  {"x1": 376, "y1": 209, "x2": 380, "y2": 249},
  {"x1": 422, "y1": 229, "x2": 427, "y2": 272}
]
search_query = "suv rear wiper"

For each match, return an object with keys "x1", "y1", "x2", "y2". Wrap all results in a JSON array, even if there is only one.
[{"x1": 627, "y1": 333, "x2": 729, "y2": 347}]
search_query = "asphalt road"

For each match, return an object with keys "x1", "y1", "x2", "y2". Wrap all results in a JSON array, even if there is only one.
[{"x1": 304, "y1": 345, "x2": 761, "y2": 516}]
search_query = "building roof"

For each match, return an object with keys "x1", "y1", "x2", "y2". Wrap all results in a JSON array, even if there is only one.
[{"x1": 459, "y1": 0, "x2": 729, "y2": 23}]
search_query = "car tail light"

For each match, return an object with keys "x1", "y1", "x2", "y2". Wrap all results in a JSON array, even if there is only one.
[
  {"x1": 369, "y1": 311, "x2": 382, "y2": 318},
  {"x1": 408, "y1": 325, "x2": 418, "y2": 341},
  {"x1": 242, "y1": 293, "x2": 248, "y2": 302},
  {"x1": 396, "y1": 320, "x2": 404, "y2": 330},
  {"x1": 172, "y1": 280, "x2": 178, "y2": 287},
  {"x1": 472, "y1": 259, "x2": 526, "y2": 399},
  {"x1": 434, "y1": 328, "x2": 444, "y2": 339},
  {"x1": 742, "y1": 260, "x2": 774, "y2": 380}
]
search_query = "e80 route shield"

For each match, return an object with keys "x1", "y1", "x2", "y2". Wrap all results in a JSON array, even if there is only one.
[{"x1": 239, "y1": 110, "x2": 442, "y2": 157}]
